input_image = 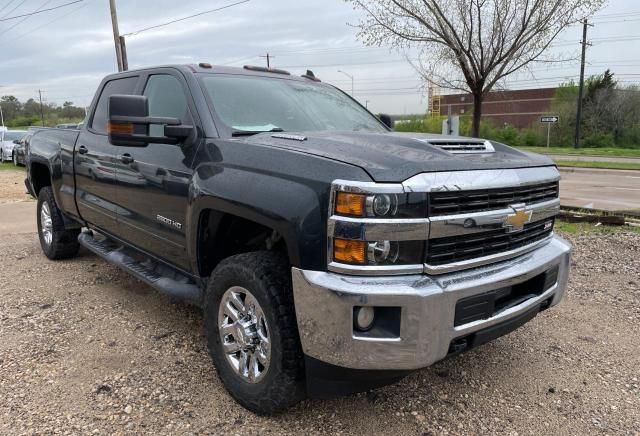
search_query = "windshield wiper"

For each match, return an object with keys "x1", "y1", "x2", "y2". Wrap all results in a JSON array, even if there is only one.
[{"x1": 231, "y1": 127, "x2": 284, "y2": 137}]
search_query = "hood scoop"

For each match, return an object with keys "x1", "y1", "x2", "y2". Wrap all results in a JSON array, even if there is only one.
[{"x1": 415, "y1": 138, "x2": 495, "y2": 154}]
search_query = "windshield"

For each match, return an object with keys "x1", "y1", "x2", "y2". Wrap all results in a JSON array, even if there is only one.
[
  {"x1": 200, "y1": 74, "x2": 386, "y2": 134},
  {"x1": 2, "y1": 131, "x2": 25, "y2": 142}
]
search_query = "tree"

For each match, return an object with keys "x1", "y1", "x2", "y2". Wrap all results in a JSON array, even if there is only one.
[
  {"x1": 347, "y1": 0, "x2": 605, "y2": 136},
  {"x1": 1, "y1": 96, "x2": 22, "y2": 121}
]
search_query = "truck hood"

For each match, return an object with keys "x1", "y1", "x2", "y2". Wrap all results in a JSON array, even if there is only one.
[{"x1": 240, "y1": 131, "x2": 555, "y2": 182}]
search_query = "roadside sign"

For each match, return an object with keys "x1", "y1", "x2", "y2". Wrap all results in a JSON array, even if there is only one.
[{"x1": 540, "y1": 115, "x2": 559, "y2": 147}]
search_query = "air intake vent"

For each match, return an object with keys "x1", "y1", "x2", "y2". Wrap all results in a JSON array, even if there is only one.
[{"x1": 424, "y1": 139, "x2": 495, "y2": 154}]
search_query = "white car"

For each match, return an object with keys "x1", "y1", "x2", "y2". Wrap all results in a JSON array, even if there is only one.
[{"x1": 1, "y1": 130, "x2": 27, "y2": 162}]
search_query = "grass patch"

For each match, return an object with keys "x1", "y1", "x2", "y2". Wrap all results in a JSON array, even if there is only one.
[
  {"x1": 554, "y1": 160, "x2": 640, "y2": 170},
  {"x1": 0, "y1": 161, "x2": 25, "y2": 171},
  {"x1": 555, "y1": 219, "x2": 640, "y2": 235},
  {"x1": 516, "y1": 146, "x2": 640, "y2": 157}
]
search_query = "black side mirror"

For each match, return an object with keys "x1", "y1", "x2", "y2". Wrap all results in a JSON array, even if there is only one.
[
  {"x1": 13, "y1": 139, "x2": 20, "y2": 144},
  {"x1": 378, "y1": 114, "x2": 393, "y2": 130},
  {"x1": 108, "y1": 94, "x2": 193, "y2": 146}
]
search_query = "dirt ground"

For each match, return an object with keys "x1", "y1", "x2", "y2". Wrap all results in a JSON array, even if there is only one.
[
  {"x1": 0, "y1": 167, "x2": 30, "y2": 204},
  {"x1": 1, "y1": 168, "x2": 639, "y2": 435}
]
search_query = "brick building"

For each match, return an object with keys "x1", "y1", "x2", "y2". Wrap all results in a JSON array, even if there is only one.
[{"x1": 439, "y1": 88, "x2": 557, "y2": 128}]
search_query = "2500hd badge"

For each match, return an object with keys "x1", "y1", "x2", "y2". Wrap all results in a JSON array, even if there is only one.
[{"x1": 156, "y1": 214, "x2": 182, "y2": 230}]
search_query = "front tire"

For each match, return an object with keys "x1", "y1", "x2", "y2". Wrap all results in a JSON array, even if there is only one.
[
  {"x1": 204, "y1": 251, "x2": 305, "y2": 414},
  {"x1": 37, "y1": 186, "x2": 80, "y2": 260}
]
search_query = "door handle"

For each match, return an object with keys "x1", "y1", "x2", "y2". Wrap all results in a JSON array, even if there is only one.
[
  {"x1": 120, "y1": 153, "x2": 134, "y2": 164},
  {"x1": 78, "y1": 145, "x2": 88, "y2": 155}
]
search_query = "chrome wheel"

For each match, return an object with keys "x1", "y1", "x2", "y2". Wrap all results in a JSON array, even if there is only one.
[
  {"x1": 40, "y1": 201, "x2": 53, "y2": 246},
  {"x1": 218, "y1": 286, "x2": 271, "y2": 383}
]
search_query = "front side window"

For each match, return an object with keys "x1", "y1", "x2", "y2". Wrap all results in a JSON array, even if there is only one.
[
  {"x1": 144, "y1": 74, "x2": 192, "y2": 137},
  {"x1": 200, "y1": 74, "x2": 386, "y2": 134},
  {"x1": 91, "y1": 76, "x2": 139, "y2": 134}
]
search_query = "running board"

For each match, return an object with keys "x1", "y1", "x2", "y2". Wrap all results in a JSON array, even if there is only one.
[{"x1": 78, "y1": 231, "x2": 202, "y2": 304}]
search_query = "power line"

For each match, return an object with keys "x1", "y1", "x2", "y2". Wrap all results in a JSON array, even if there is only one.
[
  {"x1": 0, "y1": 0, "x2": 83, "y2": 22},
  {"x1": 0, "y1": 0, "x2": 54, "y2": 36},
  {"x1": 0, "y1": 0, "x2": 28, "y2": 19},
  {"x1": 121, "y1": 0, "x2": 250, "y2": 37},
  {"x1": 3, "y1": 0, "x2": 89, "y2": 42},
  {"x1": 0, "y1": 0, "x2": 18, "y2": 16}
]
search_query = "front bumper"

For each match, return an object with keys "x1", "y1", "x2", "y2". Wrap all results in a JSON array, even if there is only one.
[{"x1": 292, "y1": 234, "x2": 571, "y2": 371}]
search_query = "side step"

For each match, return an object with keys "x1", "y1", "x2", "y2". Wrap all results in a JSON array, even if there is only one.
[{"x1": 78, "y1": 231, "x2": 202, "y2": 304}]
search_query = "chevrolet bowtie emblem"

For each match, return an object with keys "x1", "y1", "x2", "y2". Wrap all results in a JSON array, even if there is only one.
[{"x1": 503, "y1": 206, "x2": 532, "y2": 232}]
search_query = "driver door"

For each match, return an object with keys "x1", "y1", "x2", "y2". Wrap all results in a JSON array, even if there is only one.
[{"x1": 113, "y1": 72, "x2": 197, "y2": 271}]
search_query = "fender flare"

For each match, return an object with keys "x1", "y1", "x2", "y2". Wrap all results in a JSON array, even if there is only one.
[{"x1": 186, "y1": 164, "x2": 327, "y2": 276}]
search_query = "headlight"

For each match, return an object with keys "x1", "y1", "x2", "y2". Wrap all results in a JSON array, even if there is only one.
[
  {"x1": 368, "y1": 194, "x2": 398, "y2": 217},
  {"x1": 329, "y1": 180, "x2": 428, "y2": 274},
  {"x1": 333, "y1": 238, "x2": 424, "y2": 266},
  {"x1": 334, "y1": 191, "x2": 426, "y2": 218}
]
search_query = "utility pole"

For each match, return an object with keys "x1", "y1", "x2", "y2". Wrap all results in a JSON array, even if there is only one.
[
  {"x1": 119, "y1": 35, "x2": 128, "y2": 71},
  {"x1": 337, "y1": 70, "x2": 354, "y2": 97},
  {"x1": 260, "y1": 53, "x2": 273, "y2": 69},
  {"x1": 38, "y1": 90, "x2": 45, "y2": 127},
  {"x1": 109, "y1": 0, "x2": 124, "y2": 72},
  {"x1": 575, "y1": 19, "x2": 591, "y2": 149}
]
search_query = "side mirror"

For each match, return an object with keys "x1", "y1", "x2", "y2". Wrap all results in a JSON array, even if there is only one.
[
  {"x1": 13, "y1": 139, "x2": 20, "y2": 144},
  {"x1": 378, "y1": 114, "x2": 393, "y2": 130},
  {"x1": 108, "y1": 94, "x2": 193, "y2": 146}
]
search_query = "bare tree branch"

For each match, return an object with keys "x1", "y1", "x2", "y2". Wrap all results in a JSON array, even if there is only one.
[{"x1": 347, "y1": 0, "x2": 605, "y2": 136}]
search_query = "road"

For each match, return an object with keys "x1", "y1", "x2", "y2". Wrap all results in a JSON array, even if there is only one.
[
  {"x1": 559, "y1": 168, "x2": 640, "y2": 211},
  {"x1": 547, "y1": 155, "x2": 640, "y2": 163}
]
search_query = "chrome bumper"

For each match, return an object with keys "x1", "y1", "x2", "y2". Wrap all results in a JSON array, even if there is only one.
[{"x1": 292, "y1": 234, "x2": 571, "y2": 370}]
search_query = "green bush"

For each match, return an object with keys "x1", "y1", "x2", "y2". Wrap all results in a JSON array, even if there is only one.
[
  {"x1": 7, "y1": 116, "x2": 40, "y2": 128},
  {"x1": 521, "y1": 129, "x2": 543, "y2": 147},
  {"x1": 394, "y1": 116, "x2": 544, "y2": 148},
  {"x1": 494, "y1": 125, "x2": 521, "y2": 146},
  {"x1": 582, "y1": 132, "x2": 616, "y2": 148},
  {"x1": 394, "y1": 116, "x2": 442, "y2": 133}
]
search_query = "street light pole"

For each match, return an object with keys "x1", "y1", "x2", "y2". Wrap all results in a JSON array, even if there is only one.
[{"x1": 337, "y1": 70, "x2": 354, "y2": 97}]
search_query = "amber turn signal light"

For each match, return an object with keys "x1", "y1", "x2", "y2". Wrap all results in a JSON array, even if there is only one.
[
  {"x1": 335, "y1": 192, "x2": 365, "y2": 217},
  {"x1": 107, "y1": 121, "x2": 134, "y2": 135},
  {"x1": 333, "y1": 238, "x2": 366, "y2": 264}
]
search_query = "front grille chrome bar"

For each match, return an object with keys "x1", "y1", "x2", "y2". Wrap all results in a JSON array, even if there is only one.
[
  {"x1": 428, "y1": 198, "x2": 559, "y2": 239},
  {"x1": 424, "y1": 234, "x2": 554, "y2": 275}
]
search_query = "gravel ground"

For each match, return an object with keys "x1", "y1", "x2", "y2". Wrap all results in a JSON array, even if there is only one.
[
  {"x1": 0, "y1": 168, "x2": 30, "y2": 204},
  {"x1": 1, "y1": 170, "x2": 639, "y2": 435}
]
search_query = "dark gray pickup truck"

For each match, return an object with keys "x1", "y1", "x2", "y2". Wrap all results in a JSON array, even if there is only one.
[{"x1": 27, "y1": 63, "x2": 571, "y2": 414}]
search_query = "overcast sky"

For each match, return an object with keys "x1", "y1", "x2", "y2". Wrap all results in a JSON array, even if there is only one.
[{"x1": 1, "y1": 0, "x2": 639, "y2": 114}]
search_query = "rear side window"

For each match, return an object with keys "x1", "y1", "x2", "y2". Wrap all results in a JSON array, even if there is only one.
[
  {"x1": 91, "y1": 76, "x2": 138, "y2": 134},
  {"x1": 143, "y1": 74, "x2": 192, "y2": 137}
]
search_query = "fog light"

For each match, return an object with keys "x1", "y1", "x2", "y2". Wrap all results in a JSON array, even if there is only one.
[
  {"x1": 367, "y1": 240, "x2": 399, "y2": 264},
  {"x1": 354, "y1": 306, "x2": 375, "y2": 331}
]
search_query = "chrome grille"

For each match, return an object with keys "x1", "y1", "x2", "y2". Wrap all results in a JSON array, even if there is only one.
[
  {"x1": 426, "y1": 219, "x2": 554, "y2": 266},
  {"x1": 428, "y1": 181, "x2": 559, "y2": 216}
]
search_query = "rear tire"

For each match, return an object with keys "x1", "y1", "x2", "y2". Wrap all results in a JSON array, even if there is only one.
[
  {"x1": 37, "y1": 186, "x2": 80, "y2": 260},
  {"x1": 204, "y1": 251, "x2": 305, "y2": 414}
]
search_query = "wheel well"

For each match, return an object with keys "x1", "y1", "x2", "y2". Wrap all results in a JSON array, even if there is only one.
[
  {"x1": 30, "y1": 163, "x2": 51, "y2": 196},
  {"x1": 197, "y1": 210, "x2": 288, "y2": 278}
]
